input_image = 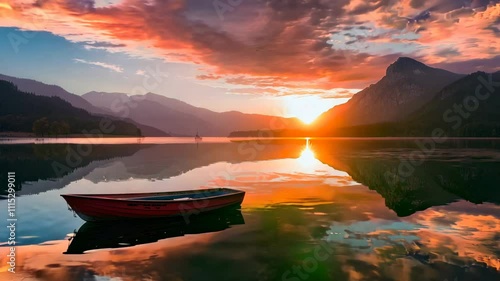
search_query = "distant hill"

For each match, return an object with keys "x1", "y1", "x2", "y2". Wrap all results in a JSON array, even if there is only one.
[
  {"x1": 314, "y1": 57, "x2": 464, "y2": 130},
  {"x1": 83, "y1": 91, "x2": 212, "y2": 136},
  {"x1": 0, "y1": 73, "x2": 106, "y2": 114},
  {"x1": 0, "y1": 74, "x2": 169, "y2": 136},
  {"x1": 0, "y1": 80, "x2": 142, "y2": 136},
  {"x1": 406, "y1": 71, "x2": 500, "y2": 137},
  {"x1": 83, "y1": 91, "x2": 304, "y2": 136}
]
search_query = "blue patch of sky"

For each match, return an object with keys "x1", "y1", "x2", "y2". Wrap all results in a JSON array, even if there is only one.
[
  {"x1": 0, "y1": 27, "x2": 282, "y2": 114},
  {"x1": 327, "y1": 24, "x2": 423, "y2": 55}
]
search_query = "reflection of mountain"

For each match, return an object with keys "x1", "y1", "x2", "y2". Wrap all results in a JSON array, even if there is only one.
[
  {"x1": 0, "y1": 144, "x2": 145, "y2": 195},
  {"x1": 312, "y1": 140, "x2": 500, "y2": 216},
  {"x1": 3, "y1": 140, "x2": 500, "y2": 217},
  {"x1": 1, "y1": 142, "x2": 303, "y2": 195},
  {"x1": 65, "y1": 207, "x2": 245, "y2": 254},
  {"x1": 83, "y1": 142, "x2": 303, "y2": 182}
]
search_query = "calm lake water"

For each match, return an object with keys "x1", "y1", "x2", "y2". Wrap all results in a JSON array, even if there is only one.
[{"x1": 0, "y1": 138, "x2": 499, "y2": 281}]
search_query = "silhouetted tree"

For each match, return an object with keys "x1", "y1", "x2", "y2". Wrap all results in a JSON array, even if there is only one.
[
  {"x1": 49, "y1": 121, "x2": 71, "y2": 137},
  {"x1": 33, "y1": 117, "x2": 50, "y2": 137},
  {"x1": 60, "y1": 121, "x2": 70, "y2": 136}
]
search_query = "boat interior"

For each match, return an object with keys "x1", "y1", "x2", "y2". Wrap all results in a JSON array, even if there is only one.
[{"x1": 130, "y1": 189, "x2": 239, "y2": 201}]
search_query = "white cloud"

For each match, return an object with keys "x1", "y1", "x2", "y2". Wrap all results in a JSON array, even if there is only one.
[{"x1": 73, "y1": 58, "x2": 123, "y2": 73}]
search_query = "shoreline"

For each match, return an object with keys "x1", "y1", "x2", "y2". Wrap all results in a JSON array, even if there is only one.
[
  {"x1": 3, "y1": 136, "x2": 500, "y2": 139},
  {"x1": 0, "y1": 133, "x2": 143, "y2": 138}
]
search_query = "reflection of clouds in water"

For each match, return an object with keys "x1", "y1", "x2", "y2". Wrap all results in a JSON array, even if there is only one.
[
  {"x1": 3, "y1": 187, "x2": 499, "y2": 280},
  {"x1": 322, "y1": 201, "x2": 500, "y2": 270},
  {"x1": 325, "y1": 220, "x2": 423, "y2": 250},
  {"x1": 3, "y1": 140, "x2": 500, "y2": 280}
]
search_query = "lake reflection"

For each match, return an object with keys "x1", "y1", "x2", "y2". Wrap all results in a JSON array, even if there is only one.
[{"x1": 0, "y1": 138, "x2": 499, "y2": 281}]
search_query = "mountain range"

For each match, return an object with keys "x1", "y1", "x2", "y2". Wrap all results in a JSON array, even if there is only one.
[
  {"x1": 1, "y1": 57, "x2": 499, "y2": 137},
  {"x1": 314, "y1": 58, "x2": 500, "y2": 137},
  {"x1": 0, "y1": 73, "x2": 303, "y2": 136},
  {"x1": 406, "y1": 71, "x2": 500, "y2": 136},
  {"x1": 315, "y1": 57, "x2": 466, "y2": 128},
  {"x1": 0, "y1": 73, "x2": 103, "y2": 114},
  {"x1": 0, "y1": 73, "x2": 167, "y2": 136},
  {"x1": 82, "y1": 91, "x2": 304, "y2": 136},
  {"x1": 0, "y1": 80, "x2": 143, "y2": 136},
  {"x1": 233, "y1": 57, "x2": 500, "y2": 138}
]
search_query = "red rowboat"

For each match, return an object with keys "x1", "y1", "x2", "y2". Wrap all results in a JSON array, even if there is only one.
[{"x1": 61, "y1": 188, "x2": 245, "y2": 222}]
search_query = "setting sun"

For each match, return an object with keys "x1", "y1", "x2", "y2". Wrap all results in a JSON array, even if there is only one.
[{"x1": 284, "y1": 95, "x2": 347, "y2": 124}]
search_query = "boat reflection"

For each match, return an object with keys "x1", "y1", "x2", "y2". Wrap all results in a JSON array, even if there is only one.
[{"x1": 64, "y1": 207, "x2": 245, "y2": 254}]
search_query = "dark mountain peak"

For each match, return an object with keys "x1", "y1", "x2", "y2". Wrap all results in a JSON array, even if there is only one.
[
  {"x1": 0, "y1": 79, "x2": 16, "y2": 90},
  {"x1": 84, "y1": 91, "x2": 129, "y2": 98},
  {"x1": 316, "y1": 57, "x2": 464, "y2": 128},
  {"x1": 470, "y1": 71, "x2": 488, "y2": 76},
  {"x1": 0, "y1": 73, "x2": 110, "y2": 115},
  {"x1": 386, "y1": 57, "x2": 430, "y2": 76}
]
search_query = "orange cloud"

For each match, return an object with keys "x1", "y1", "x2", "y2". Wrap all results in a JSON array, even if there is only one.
[
  {"x1": 0, "y1": 2, "x2": 12, "y2": 10},
  {"x1": 1, "y1": 0, "x2": 499, "y2": 92}
]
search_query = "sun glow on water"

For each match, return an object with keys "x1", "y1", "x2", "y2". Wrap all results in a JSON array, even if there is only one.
[{"x1": 297, "y1": 138, "x2": 317, "y2": 167}]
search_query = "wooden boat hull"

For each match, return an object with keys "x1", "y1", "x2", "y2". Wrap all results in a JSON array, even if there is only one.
[{"x1": 61, "y1": 188, "x2": 245, "y2": 222}]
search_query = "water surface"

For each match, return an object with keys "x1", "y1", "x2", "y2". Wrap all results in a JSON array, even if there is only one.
[{"x1": 0, "y1": 138, "x2": 499, "y2": 281}]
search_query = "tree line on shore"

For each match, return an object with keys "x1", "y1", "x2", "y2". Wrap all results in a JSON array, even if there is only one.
[{"x1": 32, "y1": 117, "x2": 70, "y2": 137}]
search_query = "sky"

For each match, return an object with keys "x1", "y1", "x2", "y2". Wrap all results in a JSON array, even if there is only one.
[{"x1": 0, "y1": 0, "x2": 499, "y2": 120}]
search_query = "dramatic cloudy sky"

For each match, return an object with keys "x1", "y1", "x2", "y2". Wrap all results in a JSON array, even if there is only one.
[{"x1": 0, "y1": 0, "x2": 499, "y2": 117}]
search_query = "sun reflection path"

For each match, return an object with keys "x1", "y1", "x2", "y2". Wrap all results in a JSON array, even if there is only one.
[{"x1": 297, "y1": 138, "x2": 318, "y2": 168}]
